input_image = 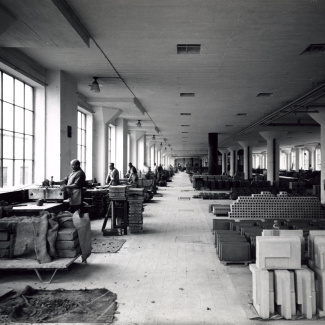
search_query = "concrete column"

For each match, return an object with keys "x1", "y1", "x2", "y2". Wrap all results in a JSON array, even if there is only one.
[
  {"x1": 238, "y1": 141, "x2": 258, "y2": 180},
  {"x1": 92, "y1": 106, "x2": 121, "y2": 184},
  {"x1": 294, "y1": 148, "x2": 300, "y2": 171},
  {"x1": 208, "y1": 133, "x2": 218, "y2": 174},
  {"x1": 115, "y1": 118, "x2": 128, "y2": 177},
  {"x1": 150, "y1": 144, "x2": 155, "y2": 169},
  {"x1": 305, "y1": 145, "x2": 316, "y2": 170},
  {"x1": 219, "y1": 149, "x2": 228, "y2": 175},
  {"x1": 309, "y1": 111, "x2": 325, "y2": 203},
  {"x1": 228, "y1": 146, "x2": 239, "y2": 177},
  {"x1": 129, "y1": 131, "x2": 137, "y2": 166},
  {"x1": 137, "y1": 132, "x2": 146, "y2": 171},
  {"x1": 259, "y1": 131, "x2": 287, "y2": 185}
]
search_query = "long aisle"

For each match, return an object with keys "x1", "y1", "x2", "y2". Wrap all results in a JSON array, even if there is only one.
[{"x1": 2, "y1": 172, "x2": 322, "y2": 324}]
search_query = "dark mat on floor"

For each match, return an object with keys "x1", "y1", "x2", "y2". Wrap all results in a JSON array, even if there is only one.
[
  {"x1": 0, "y1": 285, "x2": 117, "y2": 323},
  {"x1": 92, "y1": 237, "x2": 126, "y2": 253}
]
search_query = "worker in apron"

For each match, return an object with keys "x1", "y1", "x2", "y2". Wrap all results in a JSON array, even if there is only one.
[{"x1": 53, "y1": 159, "x2": 86, "y2": 212}]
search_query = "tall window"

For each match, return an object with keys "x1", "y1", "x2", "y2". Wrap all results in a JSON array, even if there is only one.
[
  {"x1": 77, "y1": 111, "x2": 86, "y2": 171},
  {"x1": 316, "y1": 148, "x2": 321, "y2": 171},
  {"x1": 0, "y1": 72, "x2": 34, "y2": 188},
  {"x1": 108, "y1": 124, "x2": 115, "y2": 164}
]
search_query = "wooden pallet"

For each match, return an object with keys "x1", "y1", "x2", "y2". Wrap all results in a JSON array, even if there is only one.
[
  {"x1": 0, "y1": 255, "x2": 81, "y2": 283},
  {"x1": 221, "y1": 260, "x2": 252, "y2": 266}
]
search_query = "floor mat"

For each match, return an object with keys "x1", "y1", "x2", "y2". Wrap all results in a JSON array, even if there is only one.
[
  {"x1": 92, "y1": 237, "x2": 126, "y2": 253},
  {"x1": 0, "y1": 285, "x2": 117, "y2": 323}
]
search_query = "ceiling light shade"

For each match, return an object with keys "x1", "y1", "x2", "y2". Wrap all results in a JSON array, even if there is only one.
[
  {"x1": 160, "y1": 142, "x2": 163, "y2": 147},
  {"x1": 90, "y1": 77, "x2": 100, "y2": 92},
  {"x1": 136, "y1": 120, "x2": 142, "y2": 127},
  {"x1": 152, "y1": 135, "x2": 156, "y2": 140}
]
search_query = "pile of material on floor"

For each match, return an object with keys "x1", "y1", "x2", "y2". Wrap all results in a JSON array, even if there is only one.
[
  {"x1": 0, "y1": 210, "x2": 91, "y2": 263},
  {"x1": 0, "y1": 285, "x2": 117, "y2": 323}
]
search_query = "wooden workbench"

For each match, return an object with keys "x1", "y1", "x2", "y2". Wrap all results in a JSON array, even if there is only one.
[
  {"x1": 5, "y1": 201, "x2": 68, "y2": 216},
  {"x1": 0, "y1": 255, "x2": 81, "y2": 283}
]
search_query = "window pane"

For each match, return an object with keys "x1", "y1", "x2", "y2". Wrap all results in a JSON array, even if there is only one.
[
  {"x1": 15, "y1": 106, "x2": 24, "y2": 133},
  {"x1": 82, "y1": 130, "x2": 86, "y2": 146},
  {"x1": 78, "y1": 145, "x2": 81, "y2": 162},
  {"x1": 25, "y1": 135, "x2": 33, "y2": 160},
  {"x1": 15, "y1": 79, "x2": 24, "y2": 107},
  {"x1": 0, "y1": 73, "x2": 2, "y2": 100},
  {"x1": 25, "y1": 85, "x2": 33, "y2": 111},
  {"x1": 15, "y1": 133, "x2": 24, "y2": 159},
  {"x1": 78, "y1": 111, "x2": 81, "y2": 128},
  {"x1": 3, "y1": 131, "x2": 13, "y2": 158},
  {"x1": 3, "y1": 102, "x2": 13, "y2": 131},
  {"x1": 14, "y1": 159, "x2": 24, "y2": 186},
  {"x1": 24, "y1": 160, "x2": 33, "y2": 184},
  {"x1": 82, "y1": 146, "x2": 86, "y2": 163},
  {"x1": 81, "y1": 114, "x2": 85, "y2": 129},
  {"x1": 3, "y1": 74, "x2": 14, "y2": 103},
  {"x1": 78, "y1": 128, "x2": 81, "y2": 145},
  {"x1": 25, "y1": 109, "x2": 33, "y2": 135},
  {"x1": 3, "y1": 159, "x2": 13, "y2": 187}
]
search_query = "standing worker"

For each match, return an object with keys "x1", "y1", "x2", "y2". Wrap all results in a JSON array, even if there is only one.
[
  {"x1": 52, "y1": 159, "x2": 86, "y2": 213},
  {"x1": 126, "y1": 162, "x2": 138, "y2": 184},
  {"x1": 106, "y1": 163, "x2": 120, "y2": 186}
]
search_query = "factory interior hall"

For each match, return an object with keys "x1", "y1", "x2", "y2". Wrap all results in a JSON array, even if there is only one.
[{"x1": 2, "y1": 0, "x2": 325, "y2": 324}]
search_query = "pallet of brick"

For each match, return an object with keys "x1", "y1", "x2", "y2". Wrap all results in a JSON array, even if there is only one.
[
  {"x1": 217, "y1": 236, "x2": 247, "y2": 255},
  {"x1": 212, "y1": 205, "x2": 231, "y2": 216},
  {"x1": 294, "y1": 267, "x2": 316, "y2": 319},
  {"x1": 219, "y1": 241, "x2": 251, "y2": 264},
  {"x1": 212, "y1": 219, "x2": 233, "y2": 231},
  {"x1": 249, "y1": 264, "x2": 275, "y2": 319},
  {"x1": 214, "y1": 230, "x2": 240, "y2": 247},
  {"x1": 228, "y1": 192, "x2": 324, "y2": 219},
  {"x1": 109, "y1": 185, "x2": 127, "y2": 200},
  {"x1": 256, "y1": 236, "x2": 301, "y2": 270},
  {"x1": 274, "y1": 270, "x2": 296, "y2": 319}
]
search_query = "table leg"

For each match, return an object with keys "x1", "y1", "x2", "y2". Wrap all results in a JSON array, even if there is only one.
[
  {"x1": 48, "y1": 269, "x2": 58, "y2": 284},
  {"x1": 34, "y1": 269, "x2": 43, "y2": 282}
]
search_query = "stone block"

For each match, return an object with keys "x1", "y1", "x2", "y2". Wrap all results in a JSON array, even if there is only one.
[
  {"x1": 249, "y1": 264, "x2": 274, "y2": 319},
  {"x1": 57, "y1": 228, "x2": 78, "y2": 241},
  {"x1": 217, "y1": 236, "x2": 247, "y2": 255},
  {"x1": 274, "y1": 270, "x2": 296, "y2": 319},
  {"x1": 294, "y1": 267, "x2": 316, "y2": 319},
  {"x1": 308, "y1": 231, "x2": 325, "y2": 259},
  {"x1": 57, "y1": 245, "x2": 81, "y2": 258},
  {"x1": 314, "y1": 237, "x2": 325, "y2": 270},
  {"x1": 262, "y1": 229, "x2": 305, "y2": 261},
  {"x1": 0, "y1": 232, "x2": 9, "y2": 241},
  {"x1": 256, "y1": 236, "x2": 301, "y2": 270},
  {"x1": 309, "y1": 264, "x2": 325, "y2": 314},
  {"x1": 56, "y1": 238, "x2": 79, "y2": 250}
]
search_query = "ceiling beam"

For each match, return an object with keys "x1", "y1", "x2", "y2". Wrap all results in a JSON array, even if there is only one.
[{"x1": 51, "y1": 0, "x2": 90, "y2": 47}]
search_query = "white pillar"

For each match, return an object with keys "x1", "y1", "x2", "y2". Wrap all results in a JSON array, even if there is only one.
[
  {"x1": 219, "y1": 149, "x2": 228, "y2": 175},
  {"x1": 115, "y1": 118, "x2": 128, "y2": 177},
  {"x1": 228, "y1": 146, "x2": 239, "y2": 176},
  {"x1": 259, "y1": 131, "x2": 287, "y2": 185},
  {"x1": 238, "y1": 141, "x2": 257, "y2": 180}
]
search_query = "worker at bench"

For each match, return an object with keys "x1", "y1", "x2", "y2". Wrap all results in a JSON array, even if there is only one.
[{"x1": 52, "y1": 159, "x2": 86, "y2": 212}]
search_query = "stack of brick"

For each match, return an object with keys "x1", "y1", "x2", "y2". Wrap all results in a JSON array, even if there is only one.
[
  {"x1": 229, "y1": 191, "x2": 324, "y2": 219},
  {"x1": 214, "y1": 229, "x2": 250, "y2": 263},
  {"x1": 109, "y1": 185, "x2": 127, "y2": 200},
  {"x1": 0, "y1": 221, "x2": 16, "y2": 258},
  {"x1": 56, "y1": 228, "x2": 80, "y2": 258},
  {"x1": 127, "y1": 188, "x2": 144, "y2": 233},
  {"x1": 250, "y1": 236, "x2": 316, "y2": 319},
  {"x1": 307, "y1": 230, "x2": 325, "y2": 316}
]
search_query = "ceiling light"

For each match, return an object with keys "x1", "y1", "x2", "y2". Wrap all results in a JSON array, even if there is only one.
[
  {"x1": 136, "y1": 120, "x2": 142, "y2": 128},
  {"x1": 180, "y1": 113, "x2": 191, "y2": 116},
  {"x1": 257, "y1": 93, "x2": 273, "y2": 97},
  {"x1": 90, "y1": 77, "x2": 100, "y2": 92},
  {"x1": 152, "y1": 135, "x2": 156, "y2": 140}
]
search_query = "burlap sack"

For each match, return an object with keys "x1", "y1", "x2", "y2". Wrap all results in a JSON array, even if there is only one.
[{"x1": 33, "y1": 215, "x2": 51, "y2": 264}]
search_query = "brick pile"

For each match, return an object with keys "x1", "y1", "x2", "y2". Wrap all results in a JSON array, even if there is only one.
[{"x1": 127, "y1": 188, "x2": 144, "y2": 233}]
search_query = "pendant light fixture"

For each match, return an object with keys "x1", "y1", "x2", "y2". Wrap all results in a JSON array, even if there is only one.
[
  {"x1": 90, "y1": 77, "x2": 100, "y2": 92},
  {"x1": 152, "y1": 135, "x2": 156, "y2": 140},
  {"x1": 136, "y1": 120, "x2": 142, "y2": 128}
]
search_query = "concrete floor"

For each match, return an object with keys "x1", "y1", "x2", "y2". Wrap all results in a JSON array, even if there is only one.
[{"x1": 1, "y1": 172, "x2": 325, "y2": 324}]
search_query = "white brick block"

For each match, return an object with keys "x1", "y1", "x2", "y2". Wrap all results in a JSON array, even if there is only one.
[
  {"x1": 274, "y1": 270, "x2": 296, "y2": 319},
  {"x1": 294, "y1": 267, "x2": 316, "y2": 319},
  {"x1": 256, "y1": 236, "x2": 301, "y2": 270},
  {"x1": 249, "y1": 264, "x2": 274, "y2": 319},
  {"x1": 309, "y1": 231, "x2": 325, "y2": 259},
  {"x1": 314, "y1": 237, "x2": 325, "y2": 270}
]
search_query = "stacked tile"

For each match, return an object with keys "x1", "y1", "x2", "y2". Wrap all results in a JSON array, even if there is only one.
[
  {"x1": 56, "y1": 228, "x2": 80, "y2": 258},
  {"x1": 84, "y1": 189, "x2": 109, "y2": 219},
  {"x1": 127, "y1": 188, "x2": 144, "y2": 233},
  {"x1": 307, "y1": 231, "x2": 325, "y2": 315},
  {"x1": 250, "y1": 236, "x2": 316, "y2": 319},
  {"x1": 229, "y1": 191, "x2": 324, "y2": 219},
  {"x1": 109, "y1": 185, "x2": 127, "y2": 200}
]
